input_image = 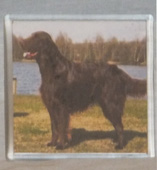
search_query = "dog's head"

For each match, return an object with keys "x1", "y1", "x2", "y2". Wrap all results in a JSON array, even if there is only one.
[{"x1": 18, "y1": 31, "x2": 54, "y2": 60}]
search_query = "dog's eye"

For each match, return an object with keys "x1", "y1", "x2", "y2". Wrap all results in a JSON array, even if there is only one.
[{"x1": 54, "y1": 74, "x2": 61, "y2": 79}]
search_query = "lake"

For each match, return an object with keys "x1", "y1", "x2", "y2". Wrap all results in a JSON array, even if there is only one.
[{"x1": 13, "y1": 62, "x2": 147, "y2": 95}]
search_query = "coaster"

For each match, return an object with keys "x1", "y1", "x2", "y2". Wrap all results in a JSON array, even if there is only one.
[{"x1": 4, "y1": 14, "x2": 154, "y2": 160}]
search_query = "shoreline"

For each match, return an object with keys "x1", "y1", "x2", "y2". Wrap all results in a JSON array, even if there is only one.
[{"x1": 13, "y1": 60, "x2": 147, "y2": 66}]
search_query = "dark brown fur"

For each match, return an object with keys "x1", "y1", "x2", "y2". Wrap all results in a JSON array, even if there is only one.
[{"x1": 19, "y1": 31, "x2": 146, "y2": 149}]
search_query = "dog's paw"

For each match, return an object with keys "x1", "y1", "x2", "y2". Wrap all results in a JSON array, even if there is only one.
[
  {"x1": 115, "y1": 144, "x2": 123, "y2": 150},
  {"x1": 47, "y1": 141, "x2": 56, "y2": 147},
  {"x1": 55, "y1": 142, "x2": 69, "y2": 150},
  {"x1": 56, "y1": 144, "x2": 64, "y2": 150}
]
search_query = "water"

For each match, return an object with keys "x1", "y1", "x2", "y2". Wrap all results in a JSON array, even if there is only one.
[
  {"x1": 13, "y1": 62, "x2": 147, "y2": 95},
  {"x1": 13, "y1": 62, "x2": 41, "y2": 95},
  {"x1": 118, "y1": 65, "x2": 147, "y2": 79}
]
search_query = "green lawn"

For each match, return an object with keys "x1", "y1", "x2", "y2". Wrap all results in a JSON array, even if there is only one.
[{"x1": 13, "y1": 95, "x2": 147, "y2": 153}]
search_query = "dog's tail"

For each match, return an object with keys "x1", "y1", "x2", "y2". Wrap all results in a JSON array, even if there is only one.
[
  {"x1": 125, "y1": 77, "x2": 146, "y2": 97},
  {"x1": 120, "y1": 68, "x2": 147, "y2": 97},
  {"x1": 108, "y1": 64, "x2": 147, "y2": 97}
]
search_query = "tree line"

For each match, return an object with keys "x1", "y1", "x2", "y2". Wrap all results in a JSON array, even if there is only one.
[{"x1": 13, "y1": 33, "x2": 146, "y2": 65}]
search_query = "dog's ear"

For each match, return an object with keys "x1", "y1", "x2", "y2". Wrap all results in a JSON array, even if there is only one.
[
  {"x1": 39, "y1": 35, "x2": 60, "y2": 56},
  {"x1": 39, "y1": 38, "x2": 52, "y2": 54},
  {"x1": 18, "y1": 37, "x2": 24, "y2": 49}
]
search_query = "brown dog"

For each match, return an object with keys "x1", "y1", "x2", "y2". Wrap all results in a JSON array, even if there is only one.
[{"x1": 19, "y1": 31, "x2": 146, "y2": 149}]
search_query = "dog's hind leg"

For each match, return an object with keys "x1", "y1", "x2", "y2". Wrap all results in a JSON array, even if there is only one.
[
  {"x1": 100, "y1": 101, "x2": 125, "y2": 149},
  {"x1": 110, "y1": 118, "x2": 124, "y2": 149},
  {"x1": 113, "y1": 120, "x2": 124, "y2": 149}
]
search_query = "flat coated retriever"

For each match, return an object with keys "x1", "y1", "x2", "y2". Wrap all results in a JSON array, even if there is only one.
[{"x1": 19, "y1": 31, "x2": 146, "y2": 150}]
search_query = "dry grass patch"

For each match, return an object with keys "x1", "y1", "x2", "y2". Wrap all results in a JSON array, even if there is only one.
[{"x1": 14, "y1": 95, "x2": 147, "y2": 153}]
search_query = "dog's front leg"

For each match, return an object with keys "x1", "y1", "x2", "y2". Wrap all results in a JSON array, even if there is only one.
[
  {"x1": 47, "y1": 114, "x2": 59, "y2": 147},
  {"x1": 56, "y1": 111, "x2": 70, "y2": 150}
]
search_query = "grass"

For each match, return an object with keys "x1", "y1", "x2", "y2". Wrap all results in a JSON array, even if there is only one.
[{"x1": 13, "y1": 95, "x2": 147, "y2": 153}]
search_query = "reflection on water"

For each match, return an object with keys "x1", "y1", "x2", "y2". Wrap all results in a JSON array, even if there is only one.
[{"x1": 13, "y1": 62, "x2": 147, "y2": 95}]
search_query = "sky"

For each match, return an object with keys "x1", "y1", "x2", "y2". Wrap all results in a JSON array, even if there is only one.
[{"x1": 13, "y1": 20, "x2": 146, "y2": 43}]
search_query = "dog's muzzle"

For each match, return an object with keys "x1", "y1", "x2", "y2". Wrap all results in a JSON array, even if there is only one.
[{"x1": 23, "y1": 52, "x2": 38, "y2": 59}]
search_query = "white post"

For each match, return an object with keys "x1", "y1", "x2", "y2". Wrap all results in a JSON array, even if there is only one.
[{"x1": 13, "y1": 78, "x2": 17, "y2": 95}]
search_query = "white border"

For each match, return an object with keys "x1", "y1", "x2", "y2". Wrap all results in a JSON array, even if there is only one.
[
  {"x1": 4, "y1": 15, "x2": 14, "y2": 160},
  {"x1": 146, "y1": 16, "x2": 155, "y2": 157},
  {"x1": 4, "y1": 14, "x2": 155, "y2": 160}
]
